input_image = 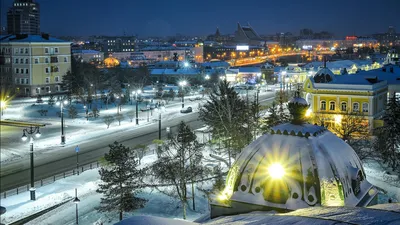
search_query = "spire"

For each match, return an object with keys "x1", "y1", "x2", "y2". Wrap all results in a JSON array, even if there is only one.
[{"x1": 215, "y1": 27, "x2": 221, "y2": 37}]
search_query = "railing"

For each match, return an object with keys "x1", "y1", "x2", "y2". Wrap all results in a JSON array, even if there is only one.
[{"x1": 0, "y1": 161, "x2": 100, "y2": 199}]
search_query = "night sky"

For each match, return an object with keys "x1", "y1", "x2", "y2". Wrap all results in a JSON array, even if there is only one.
[{"x1": 1, "y1": 0, "x2": 400, "y2": 37}]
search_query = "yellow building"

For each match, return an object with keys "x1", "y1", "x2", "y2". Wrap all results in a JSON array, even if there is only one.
[
  {"x1": 303, "y1": 67, "x2": 387, "y2": 129},
  {"x1": 0, "y1": 34, "x2": 71, "y2": 96}
]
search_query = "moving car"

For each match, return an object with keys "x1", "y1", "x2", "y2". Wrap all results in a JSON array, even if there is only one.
[{"x1": 180, "y1": 107, "x2": 192, "y2": 113}]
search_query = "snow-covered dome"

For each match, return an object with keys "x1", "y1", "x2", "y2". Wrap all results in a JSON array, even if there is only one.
[
  {"x1": 210, "y1": 98, "x2": 377, "y2": 218},
  {"x1": 288, "y1": 97, "x2": 308, "y2": 105},
  {"x1": 313, "y1": 67, "x2": 336, "y2": 83}
]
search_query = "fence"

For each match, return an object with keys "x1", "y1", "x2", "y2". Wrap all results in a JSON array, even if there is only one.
[{"x1": 1, "y1": 161, "x2": 100, "y2": 199}]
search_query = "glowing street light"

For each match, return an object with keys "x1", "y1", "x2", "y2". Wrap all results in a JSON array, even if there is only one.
[
  {"x1": 56, "y1": 100, "x2": 69, "y2": 145},
  {"x1": 179, "y1": 80, "x2": 187, "y2": 108},
  {"x1": 21, "y1": 126, "x2": 42, "y2": 200},
  {"x1": 135, "y1": 90, "x2": 142, "y2": 125},
  {"x1": 183, "y1": 61, "x2": 189, "y2": 68},
  {"x1": 205, "y1": 74, "x2": 210, "y2": 80},
  {"x1": 268, "y1": 163, "x2": 285, "y2": 179},
  {"x1": 0, "y1": 100, "x2": 6, "y2": 116}
]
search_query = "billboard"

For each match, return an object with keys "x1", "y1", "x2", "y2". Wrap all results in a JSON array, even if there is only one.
[{"x1": 236, "y1": 45, "x2": 249, "y2": 51}]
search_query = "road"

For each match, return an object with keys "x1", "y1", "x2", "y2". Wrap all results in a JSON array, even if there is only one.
[{"x1": 0, "y1": 92, "x2": 276, "y2": 191}]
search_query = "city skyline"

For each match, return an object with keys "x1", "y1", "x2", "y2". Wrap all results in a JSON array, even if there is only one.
[{"x1": 1, "y1": 0, "x2": 400, "y2": 37}]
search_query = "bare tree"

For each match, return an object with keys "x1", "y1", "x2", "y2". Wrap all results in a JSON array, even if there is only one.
[
  {"x1": 133, "y1": 144, "x2": 148, "y2": 165},
  {"x1": 115, "y1": 113, "x2": 124, "y2": 126},
  {"x1": 127, "y1": 110, "x2": 135, "y2": 122},
  {"x1": 103, "y1": 115, "x2": 114, "y2": 129}
]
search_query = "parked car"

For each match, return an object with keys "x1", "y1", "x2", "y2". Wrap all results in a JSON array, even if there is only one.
[{"x1": 180, "y1": 107, "x2": 192, "y2": 113}]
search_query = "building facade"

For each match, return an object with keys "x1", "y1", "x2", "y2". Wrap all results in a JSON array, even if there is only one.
[
  {"x1": 7, "y1": 0, "x2": 40, "y2": 35},
  {"x1": 0, "y1": 34, "x2": 71, "y2": 96},
  {"x1": 72, "y1": 49, "x2": 104, "y2": 64},
  {"x1": 303, "y1": 67, "x2": 387, "y2": 130},
  {"x1": 103, "y1": 36, "x2": 136, "y2": 54}
]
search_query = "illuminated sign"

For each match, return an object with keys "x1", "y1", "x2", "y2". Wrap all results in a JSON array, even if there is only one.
[
  {"x1": 302, "y1": 45, "x2": 313, "y2": 50},
  {"x1": 236, "y1": 45, "x2": 249, "y2": 51}
]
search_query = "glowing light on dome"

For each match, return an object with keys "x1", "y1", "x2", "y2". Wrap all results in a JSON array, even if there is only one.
[
  {"x1": 268, "y1": 163, "x2": 285, "y2": 179},
  {"x1": 305, "y1": 108, "x2": 312, "y2": 117}
]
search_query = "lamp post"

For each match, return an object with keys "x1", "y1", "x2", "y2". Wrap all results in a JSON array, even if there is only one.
[
  {"x1": 0, "y1": 100, "x2": 6, "y2": 116},
  {"x1": 72, "y1": 188, "x2": 80, "y2": 224},
  {"x1": 75, "y1": 145, "x2": 80, "y2": 175},
  {"x1": 158, "y1": 107, "x2": 162, "y2": 140},
  {"x1": 135, "y1": 90, "x2": 141, "y2": 125},
  {"x1": 56, "y1": 100, "x2": 68, "y2": 145},
  {"x1": 21, "y1": 126, "x2": 42, "y2": 200},
  {"x1": 179, "y1": 80, "x2": 187, "y2": 109}
]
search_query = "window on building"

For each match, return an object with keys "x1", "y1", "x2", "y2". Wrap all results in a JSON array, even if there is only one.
[
  {"x1": 55, "y1": 76, "x2": 60, "y2": 82},
  {"x1": 25, "y1": 58, "x2": 29, "y2": 64},
  {"x1": 353, "y1": 102, "x2": 359, "y2": 112},
  {"x1": 341, "y1": 102, "x2": 347, "y2": 111},
  {"x1": 20, "y1": 48, "x2": 23, "y2": 53},
  {"x1": 64, "y1": 57, "x2": 68, "y2": 62},
  {"x1": 15, "y1": 58, "x2": 19, "y2": 64},
  {"x1": 15, "y1": 78, "x2": 19, "y2": 84},
  {"x1": 329, "y1": 101, "x2": 335, "y2": 111},
  {"x1": 36, "y1": 88, "x2": 39, "y2": 94},
  {"x1": 21, "y1": 78, "x2": 25, "y2": 84},
  {"x1": 25, "y1": 78, "x2": 29, "y2": 84},
  {"x1": 45, "y1": 58, "x2": 49, "y2": 63},
  {"x1": 46, "y1": 86, "x2": 50, "y2": 93},
  {"x1": 16, "y1": 68, "x2": 19, "y2": 73},
  {"x1": 320, "y1": 101, "x2": 326, "y2": 110},
  {"x1": 45, "y1": 77, "x2": 50, "y2": 83},
  {"x1": 25, "y1": 48, "x2": 28, "y2": 54},
  {"x1": 25, "y1": 68, "x2": 29, "y2": 74},
  {"x1": 55, "y1": 48, "x2": 59, "y2": 53},
  {"x1": 56, "y1": 85, "x2": 60, "y2": 92},
  {"x1": 45, "y1": 67, "x2": 49, "y2": 73},
  {"x1": 362, "y1": 103, "x2": 369, "y2": 112},
  {"x1": 50, "y1": 56, "x2": 58, "y2": 63},
  {"x1": 51, "y1": 66, "x2": 59, "y2": 73},
  {"x1": 14, "y1": 48, "x2": 18, "y2": 54},
  {"x1": 34, "y1": 58, "x2": 39, "y2": 64},
  {"x1": 45, "y1": 48, "x2": 49, "y2": 54}
]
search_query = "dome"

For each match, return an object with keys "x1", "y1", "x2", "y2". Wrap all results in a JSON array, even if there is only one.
[
  {"x1": 313, "y1": 67, "x2": 336, "y2": 83},
  {"x1": 289, "y1": 97, "x2": 308, "y2": 105},
  {"x1": 210, "y1": 123, "x2": 377, "y2": 218},
  {"x1": 104, "y1": 57, "x2": 120, "y2": 68}
]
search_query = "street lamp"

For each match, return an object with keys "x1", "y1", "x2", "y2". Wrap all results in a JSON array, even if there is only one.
[
  {"x1": 21, "y1": 126, "x2": 42, "y2": 200},
  {"x1": 135, "y1": 90, "x2": 142, "y2": 125},
  {"x1": 72, "y1": 188, "x2": 80, "y2": 224},
  {"x1": 205, "y1": 74, "x2": 210, "y2": 80},
  {"x1": 0, "y1": 100, "x2": 6, "y2": 116},
  {"x1": 179, "y1": 80, "x2": 187, "y2": 108},
  {"x1": 56, "y1": 100, "x2": 68, "y2": 145}
]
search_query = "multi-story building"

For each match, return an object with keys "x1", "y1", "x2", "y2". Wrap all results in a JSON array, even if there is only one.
[
  {"x1": 372, "y1": 26, "x2": 400, "y2": 46},
  {"x1": 103, "y1": 36, "x2": 136, "y2": 54},
  {"x1": 0, "y1": 34, "x2": 71, "y2": 97},
  {"x1": 7, "y1": 0, "x2": 40, "y2": 35},
  {"x1": 303, "y1": 66, "x2": 388, "y2": 130},
  {"x1": 234, "y1": 23, "x2": 264, "y2": 46},
  {"x1": 72, "y1": 49, "x2": 104, "y2": 64}
]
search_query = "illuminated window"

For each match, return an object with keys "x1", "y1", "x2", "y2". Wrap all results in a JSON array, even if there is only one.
[
  {"x1": 362, "y1": 103, "x2": 369, "y2": 112},
  {"x1": 353, "y1": 102, "x2": 359, "y2": 112},
  {"x1": 329, "y1": 101, "x2": 335, "y2": 111},
  {"x1": 341, "y1": 102, "x2": 347, "y2": 111},
  {"x1": 320, "y1": 101, "x2": 326, "y2": 110}
]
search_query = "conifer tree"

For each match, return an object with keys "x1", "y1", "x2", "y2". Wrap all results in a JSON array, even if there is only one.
[
  {"x1": 261, "y1": 101, "x2": 281, "y2": 133},
  {"x1": 96, "y1": 141, "x2": 147, "y2": 221},
  {"x1": 68, "y1": 105, "x2": 78, "y2": 119}
]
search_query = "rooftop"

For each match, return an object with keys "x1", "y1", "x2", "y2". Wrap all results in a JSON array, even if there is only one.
[{"x1": 0, "y1": 34, "x2": 69, "y2": 43}]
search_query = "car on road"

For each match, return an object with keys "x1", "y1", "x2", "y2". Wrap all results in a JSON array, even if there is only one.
[{"x1": 180, "y1": 107, "x2": 192, "y2": 113}]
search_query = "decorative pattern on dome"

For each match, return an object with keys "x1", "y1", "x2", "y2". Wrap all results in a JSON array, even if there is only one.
[
  {"x1": 104, "y1": 57, "x2": 120, "y2": 68},
  {"x1": 271, "y1": 123, "x2": 327, "y2": 138}
]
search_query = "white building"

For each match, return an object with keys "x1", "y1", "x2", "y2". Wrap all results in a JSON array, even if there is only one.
[{"x1": 72, "y1": 49, "x2": 104, "y2": 63}]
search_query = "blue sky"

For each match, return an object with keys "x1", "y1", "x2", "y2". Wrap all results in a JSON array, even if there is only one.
[{"x1": 1, "y1": 0, "x2": 399, "y2": 37}]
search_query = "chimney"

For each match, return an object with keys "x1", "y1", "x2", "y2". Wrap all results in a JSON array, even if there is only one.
[{"x1": 41, "y1": 33, "x2": 50, "y2": 40}]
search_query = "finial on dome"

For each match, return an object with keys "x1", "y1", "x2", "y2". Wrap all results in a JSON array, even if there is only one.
[{"x1": 288, "y1": 86, "x2": 309, "y2": 125}]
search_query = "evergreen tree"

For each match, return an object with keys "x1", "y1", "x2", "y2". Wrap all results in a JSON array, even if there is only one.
[
  {"x1": 261, "y1": 101, "x2": 280, "y2": 133},
  {"x1": 68, "y1": 105, "x2": 78, "y2": 119},
  {"x1": 277, "y1": 92, "x2": 289, "y2": 123},
  {"x1": 96, "y1": 141, "x2": 147, "y2": 221},
  {"x1": 199, "y1": 80, "x2": 249, "y2": 165},
  {"x1": 48, "y1": 94, "x2": 55, "y2": 107},
  {"x1": 375, "y1": 94, "x2": 400, "y2": 171},
  {"x1": 151, "y1": 121, "x2": 207, "y2": 219}
]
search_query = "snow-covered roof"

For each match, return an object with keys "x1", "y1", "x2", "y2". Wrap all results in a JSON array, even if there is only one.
[
  {"x1": 201, "y1": 61, "x2": 230, "y2": 68},
  {"x1": 0, "y1": 35, "x2": 69, "y2": 43},
  {"x1": 210, "y1": 121, "x2": 377, "y2": 216},
  {"x1": 150, "y1": 68, "x2": 201, "y2": 76},
  {"x1": 304, "y1": 60, "x2": 375, "y2": 70},
  {"x1": 238, "y1": 67, "x2": 261, "y2": 73}
]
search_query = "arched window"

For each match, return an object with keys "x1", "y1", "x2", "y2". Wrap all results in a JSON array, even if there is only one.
[
  {"x1": 341, "y1": 102, "x2": 347, "y2": 111},
  {"x1": 353, "y1": 102, "x2": 359, "y2": 112},
  {"x1": 362, "y1": 103, "x2": 369, "y2": 113},
  {"x1": 329, "y1": 101, "x2": 335, "y2": 111},
  {"x1": 320, "y1": 101, "x2": 326, "y2": 110}
]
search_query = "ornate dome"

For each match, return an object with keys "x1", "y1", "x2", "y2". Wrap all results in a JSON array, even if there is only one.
[
  {"x1": 210, "y1": 122, "x2": 377, "y2": 218},
  {"x1": 104, "y1": 56, "x2": 120, "y2": 68},
  {"x1": 313, "y1": 67, "x2": 336, "y2": 83}
]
